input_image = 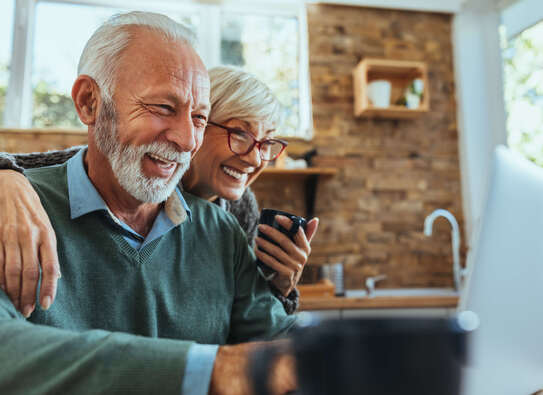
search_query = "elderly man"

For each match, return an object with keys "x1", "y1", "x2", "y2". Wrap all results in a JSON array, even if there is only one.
[{"x1": 0, "y1": 11, "x2": 295, "y2": 395}]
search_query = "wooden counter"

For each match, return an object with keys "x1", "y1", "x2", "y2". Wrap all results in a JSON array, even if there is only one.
[{"x1": 300, "y1": 295, "x2": 459, "y2": 311}]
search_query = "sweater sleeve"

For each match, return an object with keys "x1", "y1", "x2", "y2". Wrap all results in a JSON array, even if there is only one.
[
  {"x1": 225, "y1": 188, "x2": 301, "y2": 315},
  {"x1": 227, "y1": 225, "x2": 297, "y2": 344},
  {"x1": 0, "y1": 290, "x2": 193, "y2": 395},
  {"x1": 0, "y1": 146, "x2": 84, "y2": 173}
]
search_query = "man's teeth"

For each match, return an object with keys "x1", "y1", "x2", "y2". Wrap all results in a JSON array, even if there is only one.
[
  {"x1": 148, "y1": 153, "x2": 175, "y2": 167},
  {"x1": 222, "y1": 166, "x2": 244, "y2": 180}
]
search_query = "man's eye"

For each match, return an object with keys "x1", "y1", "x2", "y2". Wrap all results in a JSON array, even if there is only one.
[{"x1": 151, "y1": 104, "x2": 174, "y2": 115}]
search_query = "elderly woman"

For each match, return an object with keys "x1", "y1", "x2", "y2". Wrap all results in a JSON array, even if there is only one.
[{"x1": 0, "y1": 65, "x2": 318, "y2": 317}]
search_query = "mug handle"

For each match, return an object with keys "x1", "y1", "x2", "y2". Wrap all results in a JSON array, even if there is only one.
[{"x1": 286, "y1": 217, "x2": 302, "y2": 239}]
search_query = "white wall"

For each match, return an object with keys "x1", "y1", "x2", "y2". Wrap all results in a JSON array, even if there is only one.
[{"x1": 453, "y1": 0, "x2": 508, "y2": 246}]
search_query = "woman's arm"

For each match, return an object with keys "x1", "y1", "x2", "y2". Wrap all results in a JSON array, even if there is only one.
[
  {"x1": 0, "y1": 146, "x2": 84, "y2": 172},
  {"x1": 224, "y1": 188, "x2": 319, "y2": 315},
  {"x1": 0, "y1": 171, "x2": 60, "y2": 317},
  {"x1": 0, "y1": 147, "x2": 81, "y2": 314}
]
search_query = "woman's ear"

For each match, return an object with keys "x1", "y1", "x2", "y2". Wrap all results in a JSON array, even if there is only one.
[{"x1": 71, "y1": 75, "x2": 100, "y2": 125}]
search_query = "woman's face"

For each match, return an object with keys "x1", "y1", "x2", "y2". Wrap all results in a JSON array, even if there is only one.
[{"x1": 185, "y1": 118, "x2": 275, "y2": 201}]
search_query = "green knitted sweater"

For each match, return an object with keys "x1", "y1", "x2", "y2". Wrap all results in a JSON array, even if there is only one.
[{"x1": 0, "y1": 163, "x2": 295, "y2": 394}]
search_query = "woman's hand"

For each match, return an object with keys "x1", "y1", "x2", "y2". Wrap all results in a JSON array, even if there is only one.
[
  {"x1": 0, "y1": 170, "x2": 60, "y2": 317},
  {"x1": 255, "y1": 215, "x2": 319, "y2": 296}
]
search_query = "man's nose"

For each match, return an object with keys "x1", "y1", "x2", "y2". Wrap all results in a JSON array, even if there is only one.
[{"x1": 164, "y1": 114, "x2": 197, "y2": 153}]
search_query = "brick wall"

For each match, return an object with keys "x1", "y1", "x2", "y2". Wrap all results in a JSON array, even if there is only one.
[
  {"x1": 252, "y1": 5, "x2": 464, "y2": 289},
  {"x1": 1, "y1": 5, "x2": 464, "y2": 289}
]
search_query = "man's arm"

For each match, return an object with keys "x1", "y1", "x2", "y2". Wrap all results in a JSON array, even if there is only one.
[
  {"x1": 0, "y1": 290, "x2": 192, "y2": 394},
  {"x1": 0, "y1": 290, "x2": 296, "y2": 395}
]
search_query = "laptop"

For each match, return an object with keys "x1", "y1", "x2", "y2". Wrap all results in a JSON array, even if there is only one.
[{"x1": 460, "y1": 145, "x2": 543, "y2": 394}]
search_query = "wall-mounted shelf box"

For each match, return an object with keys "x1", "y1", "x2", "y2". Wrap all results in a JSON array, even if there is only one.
[{"x1": 353, "y1": 58, "x2": 429, "y2": 119}]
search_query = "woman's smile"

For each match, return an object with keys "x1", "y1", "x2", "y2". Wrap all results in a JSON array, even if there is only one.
[{"x1": 221, "y1": 164, "x2": 248, "y2": 183}]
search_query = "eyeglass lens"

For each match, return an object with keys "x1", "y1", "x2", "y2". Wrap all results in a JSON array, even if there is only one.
[{"x1": 229, "y1": 130, "x2": 284, "y2": 160}]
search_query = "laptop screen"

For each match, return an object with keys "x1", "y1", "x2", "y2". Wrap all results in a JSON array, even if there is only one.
[{"x1": 460, "y1": 146, "x2": 543, "y2": 394}]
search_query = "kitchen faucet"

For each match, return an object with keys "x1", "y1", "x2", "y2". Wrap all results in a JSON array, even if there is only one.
[
  {"x1": 423, "y1": 209, "x2": 466, "y2": 291},
  {"x1": 365, "y1": 274, "x2": 387, "y2": 298}
]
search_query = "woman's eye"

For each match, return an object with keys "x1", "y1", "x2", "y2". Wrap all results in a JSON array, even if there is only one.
[
  {"x1": 192, "y1": 114, "x2": 207, "y2": 127},
  {"x1": 231, "y1": 130, "x2": 250, "y2": 142}
]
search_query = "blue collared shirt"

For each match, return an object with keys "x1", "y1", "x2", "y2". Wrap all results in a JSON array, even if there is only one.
[{"x1": 66, "y1": 149, "x2": 218, "y2": 395}]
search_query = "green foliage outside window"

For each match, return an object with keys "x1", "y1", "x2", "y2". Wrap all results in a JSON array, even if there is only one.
[
  {"x1": 0, "y1": 62, "x2": 82, "y2": 129},
  {"x1": 503, "y1": 21, "x2": 543, "y2": 166},
  {"x1": 0, "y1": 85, "x2": 5, "y2": 126},
  {"x1": 0, "y1": 63, "x2": 7, "y2": 126},
  {"x1": 32, "y1": 81, "x2": 82, "y2": 129}
]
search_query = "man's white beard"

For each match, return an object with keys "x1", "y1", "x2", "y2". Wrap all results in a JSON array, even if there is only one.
[{"x1": 94, "y1": 99, "x2": 190, "y2": 203}]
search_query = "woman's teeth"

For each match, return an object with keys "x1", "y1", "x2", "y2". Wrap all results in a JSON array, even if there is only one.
[
  {"x1": 148, "y1": 153, "x2": 176, "y2": 168},
  {"x1": 222, "y1": 166, "x2": 244, "y2": 180}
]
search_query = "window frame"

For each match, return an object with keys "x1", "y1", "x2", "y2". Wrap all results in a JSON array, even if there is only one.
[{"x1": 3, "y1": 0, "x2": 312, "y2": 138}]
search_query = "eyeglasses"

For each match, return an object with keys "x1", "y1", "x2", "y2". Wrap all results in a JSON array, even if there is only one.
[{"x1": 208, "y1": 121, "x2": 288, "y2": 161}]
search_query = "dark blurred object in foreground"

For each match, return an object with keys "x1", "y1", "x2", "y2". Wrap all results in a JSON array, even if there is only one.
[{"x1": 251, "y1": 314, "x2": 476, "y2": 395}]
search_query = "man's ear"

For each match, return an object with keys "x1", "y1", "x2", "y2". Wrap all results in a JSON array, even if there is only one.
[{"x1": 72, "y1": 75, "x2": 101, "y2": 125}]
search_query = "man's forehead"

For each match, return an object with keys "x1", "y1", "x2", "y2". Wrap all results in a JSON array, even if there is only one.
[{"x1": 166, "y1": 67, "x2": 209, "y2": 87}]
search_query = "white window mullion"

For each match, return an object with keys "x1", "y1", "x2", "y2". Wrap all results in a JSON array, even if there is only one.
[
  {"x1": 5, "y1": 0, "x2": 36, "y2": 128},
  {"x1": 298, "y1": 3, "x2": 312, "y2": 139},
  {"x1": 196, "y1": 4, "x2": 220, "y2": 68}
]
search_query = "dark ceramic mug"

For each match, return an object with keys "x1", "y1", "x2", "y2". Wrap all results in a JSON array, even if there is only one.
[{"x1": 256, "y1": 208, "x2": 308, "y2": 281}]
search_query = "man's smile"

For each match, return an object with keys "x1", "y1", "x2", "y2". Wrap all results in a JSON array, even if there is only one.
[{"x1": 145, "y1": 153, "x2": 178, "y2": 178}]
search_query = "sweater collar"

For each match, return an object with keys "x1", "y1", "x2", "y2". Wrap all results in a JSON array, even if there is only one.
[{"x1": 66, "y1": 148, "x2": 192, "y2": 226}]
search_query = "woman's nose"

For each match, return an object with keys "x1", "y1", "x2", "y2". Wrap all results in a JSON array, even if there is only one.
[{"x1": 240, "y1": 144, "x2": 262, "y2": 167}]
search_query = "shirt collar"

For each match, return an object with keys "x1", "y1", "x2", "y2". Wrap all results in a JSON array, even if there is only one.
[{"x1": 66, "y1": 148, "x2": 192, "y2": 225}]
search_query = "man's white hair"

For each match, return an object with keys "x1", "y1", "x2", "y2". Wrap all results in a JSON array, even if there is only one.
[
  {"x1": 78, "y1": 11, "x2": 197, "y2": 99},
  {"x1": 208, "y1": 66, "x2": 286, "y2": 130}
]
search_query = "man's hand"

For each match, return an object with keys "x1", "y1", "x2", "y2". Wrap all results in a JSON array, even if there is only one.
[
  {"x1": 255, "y1": 215, "x2": 319, "y2": 296},
  {"x1": 0, "y1": 170, "x2": 60, "y2": 317},
  {"x1": 209, "y1": 341, "x2": 296, "y2": 395}
]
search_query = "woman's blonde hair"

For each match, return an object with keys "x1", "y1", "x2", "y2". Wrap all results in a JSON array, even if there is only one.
[{"x1": 208, "y1": 66, "x2": 285, "y2": 130}]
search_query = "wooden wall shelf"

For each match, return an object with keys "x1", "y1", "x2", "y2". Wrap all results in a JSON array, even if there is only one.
[
  {"x1": 353, "y1": 58, "x2": 429, "y2": 119},
  {"x1": 261, "y1": 167, "x2": 338, "y2": 176},
  {"x1": 257, "y1": 167, "x2": 338, "y2": 219}
]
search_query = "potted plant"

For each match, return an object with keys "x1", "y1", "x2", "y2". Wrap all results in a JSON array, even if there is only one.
[{"x1": 405, "y1": 78, "x2": 424, "y2": 109}]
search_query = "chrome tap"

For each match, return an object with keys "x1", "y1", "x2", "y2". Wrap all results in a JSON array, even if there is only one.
[
  {"x1": 423, "y1": 209, "x2": 466, "y2": 291},
  {"x1": 365, "y1": 274, "x2": 387, "y2": 298}
]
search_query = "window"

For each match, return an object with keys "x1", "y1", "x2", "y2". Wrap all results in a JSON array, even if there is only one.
[
  {"x1": 31, "y1": 1, "x2": 199, "y2": 129},
  {"x1": 220, "y1": 13, "x2": 300, "y2": 136},
  {"x1": 0, "y1": 0, "x2": 15, "y2": 126},
  {"x1": 502, "y1": 20, "x2": 543, "y2": 166},
  {"x1": 3, "y1": 1, "x2": 311, "y2": 138}
]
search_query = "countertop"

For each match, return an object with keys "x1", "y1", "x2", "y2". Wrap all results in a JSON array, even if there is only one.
[{"x1": 299, "y1": 295, "x2": 459, "y2": 311}]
